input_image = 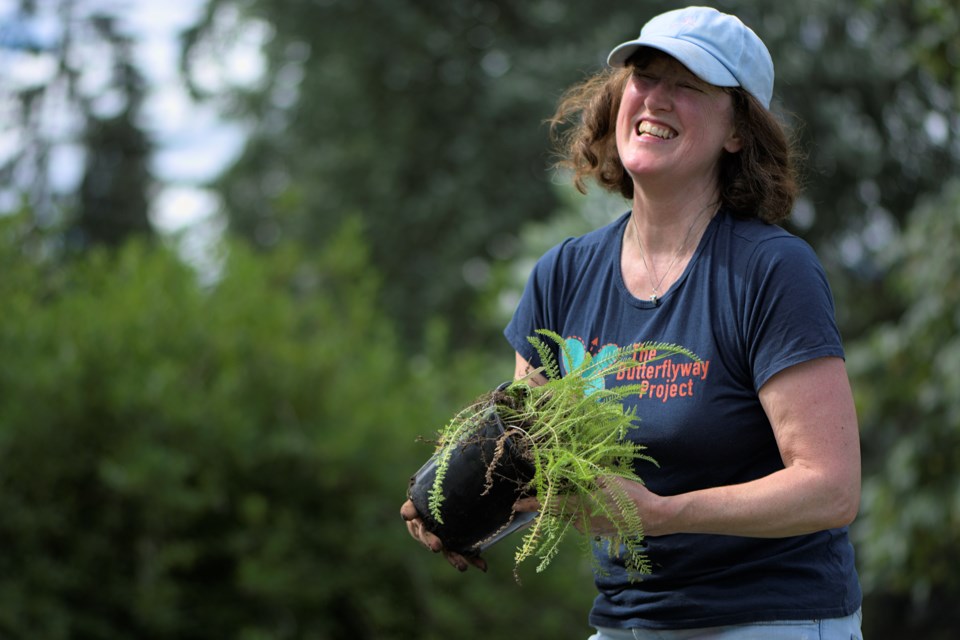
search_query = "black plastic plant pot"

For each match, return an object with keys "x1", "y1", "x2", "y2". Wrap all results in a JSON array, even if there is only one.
[{"x1": 407, "y1": 388, "x2": 536, "y2": 557}]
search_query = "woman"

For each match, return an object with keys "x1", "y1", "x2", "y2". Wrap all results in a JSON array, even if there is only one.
[{"x1": 402, "y1": 7, "x2": 863, "y2": 638}]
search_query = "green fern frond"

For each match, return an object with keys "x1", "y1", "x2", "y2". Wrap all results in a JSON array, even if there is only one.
[
  {"x1": 527, "y1": 331, "x2": 563, "y2": 381},
  {"x1": 605, "y1": 480, "x2": 644, "y2": 538},
  {"x1": 623, "y1": 536, "x2": 652, "y2": 579},
  {"x1": 515, "y1": 512, "x2": 546, "y2": 568},
  {"x1": 534, "y1": 515, "x2": 574, "y2": 574},
  {"x1": 423, "y1": 328, "x2": 701, "y2": 582},
  {"x1": 427, "y1": 399, "x2": 495, "y2": 524},
  {"x1": 427, "y1": 451, "x2": 449, "y2": 524}
]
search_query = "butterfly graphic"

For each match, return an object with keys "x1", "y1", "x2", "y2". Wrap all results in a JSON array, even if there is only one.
[{"x1": 561, "y1": 337, "x2": 621, "y2": 396}]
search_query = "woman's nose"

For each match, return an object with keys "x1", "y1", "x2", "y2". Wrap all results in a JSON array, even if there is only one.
[{"x1": 644, "y1": 81, "x2": 673, "y2": 111}]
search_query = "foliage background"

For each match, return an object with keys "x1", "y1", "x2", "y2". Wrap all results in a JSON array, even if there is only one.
[{"x1": 1, "y1": 0, "x2": 958, "y2": 637}]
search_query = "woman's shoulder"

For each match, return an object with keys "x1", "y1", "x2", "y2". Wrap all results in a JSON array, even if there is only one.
[
  {"x1": 538, "y1": 212, "x2": 629, "y2": 267},
  {"x1": 709, "y1": 211, "x2": 831, "y2": 306},
  {"x1": 716, "y1": 210, "x2": 818, "y2": 263},
  {"x1": 566, "y1": 211, "x2": 629, "y2": 248},
  {"x1": 719, "y1": 209, "x2": 795, "y2": 243}
]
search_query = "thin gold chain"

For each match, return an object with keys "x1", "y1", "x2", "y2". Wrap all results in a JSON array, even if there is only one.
[{"x1": 630, "y1": 203, "x2": 717, "y2": 304}]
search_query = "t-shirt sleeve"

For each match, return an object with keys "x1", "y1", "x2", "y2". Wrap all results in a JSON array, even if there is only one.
[
  {"x1": 742, "y1": 236, "x2": 844, "y2": 391},
  {"x1": 504, "y1": 242, "x2": 567, "y2": 368}
]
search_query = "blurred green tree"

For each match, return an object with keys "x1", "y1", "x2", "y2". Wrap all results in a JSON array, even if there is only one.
[
  {"x1": 847, "y1": 180, "x2": 960, "y2": 639},
  {"x1": 182, "y1": 0, "x2": 644, "y2": 348},
  {"x1": 752, "y1": 0, "x2": 960, "y2": 338},
  {"x1": 0, "y1": 213, "x2": 600, "y2": 639},
  {"x1": 183, "y1": 0, "x2": 958, "y2": 349},
  {"x1": 1, "y1": 3, "x2": 155, "y2": 250},
  {"x1": 849, "y1": 5, "x2": 960, "y2": 640},
  {"x1": 73, "y1": 14, "x2": 154, "y2": 249},
  {"x1": 0, "y1": 0, "x2": 957, "y2": 636}
]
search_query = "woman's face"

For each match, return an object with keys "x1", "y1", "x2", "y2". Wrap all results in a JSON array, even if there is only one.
[{"x1": 616, "y1": 53, "x2": 741, "y2": 192}]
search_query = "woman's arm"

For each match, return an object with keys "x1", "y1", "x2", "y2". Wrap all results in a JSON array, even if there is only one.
[
  {"x1": 515, "y1": 351, "x2": 549, "y2": 387},
  {"x1": 610, "y1": 356, "x2": 861, "y2": 538},
  {"x1": 517, "y1": 356, "x2": 861, "y2": 539}
]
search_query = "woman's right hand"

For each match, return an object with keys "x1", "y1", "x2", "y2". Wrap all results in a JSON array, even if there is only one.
[{"x1": 400, "y1": 499, "x2": 488, "y2": 573}]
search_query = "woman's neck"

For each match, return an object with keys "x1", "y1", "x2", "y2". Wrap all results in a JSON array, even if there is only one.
[
  {"x1": 629, "y1": 186, "x2": 720, "y2": 254},
  {"x1": 621, "y1": 190, "x2": 719, "y2": 303}
]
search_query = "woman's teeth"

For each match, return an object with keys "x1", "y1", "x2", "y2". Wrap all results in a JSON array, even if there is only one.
[{"x1": 636, "y1": 121, "x2": 677, "y2": 139}]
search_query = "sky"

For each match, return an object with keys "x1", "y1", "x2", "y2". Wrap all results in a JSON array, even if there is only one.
[{"x1": 0, "y1": 0, "x2": 266, "y2": 256}]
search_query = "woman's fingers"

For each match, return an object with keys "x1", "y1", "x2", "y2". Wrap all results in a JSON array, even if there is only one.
[
  {"x1": 400, "y1": 500, "x2": 444, "y2": 551},
  {"x1": 399, "y1": 499, "x2": 419, "y2": 521},
  {"x1": 401, "y1": 498, "x2": 487, "y2": 573},
  {"x1": 512, "y1": 496, "x2": 541, "y2": 512},
  {"x1": 444, "y1": 550, "x2": 488, "y2": 573}
]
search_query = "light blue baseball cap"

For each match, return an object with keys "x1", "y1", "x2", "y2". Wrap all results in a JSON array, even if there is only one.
[{"x1": 607, "y1": 6, "x2": 774, "y2": 108}]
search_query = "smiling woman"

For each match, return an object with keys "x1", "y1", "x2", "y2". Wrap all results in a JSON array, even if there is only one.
[{"x1": 401, "y1": 6, "x2": 863, "y2": 640}]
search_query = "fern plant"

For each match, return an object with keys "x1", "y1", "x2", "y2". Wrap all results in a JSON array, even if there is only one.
[{"x1": 422, "y1": 329, "x2": 700, "y2": 582}]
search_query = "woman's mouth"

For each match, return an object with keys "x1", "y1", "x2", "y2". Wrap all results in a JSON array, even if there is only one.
[{"x1": 636, "y1": 121, "x2": 677, "y2": 139}]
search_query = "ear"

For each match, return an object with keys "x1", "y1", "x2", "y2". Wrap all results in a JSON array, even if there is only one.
[{"x1": 723, "y1": 129, "x2": 743, "y2": 153}]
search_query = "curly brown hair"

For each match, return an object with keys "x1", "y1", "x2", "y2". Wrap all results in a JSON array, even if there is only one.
[{"x1": 548, "y1": 58, "x2": 800, "y2": 224}]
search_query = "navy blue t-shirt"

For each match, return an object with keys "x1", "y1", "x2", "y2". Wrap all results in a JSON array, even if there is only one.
[{"x1": 504, "y1": 209, "x2": 862, "y2": 630}]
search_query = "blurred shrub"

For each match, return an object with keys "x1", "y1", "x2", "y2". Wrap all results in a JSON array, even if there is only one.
[
  {"x1": 848, "y1": 180, "x2": 960, "y2": 638},
  {"x1": 0, "y1": 215, "x2": 595, "y2": 639}
]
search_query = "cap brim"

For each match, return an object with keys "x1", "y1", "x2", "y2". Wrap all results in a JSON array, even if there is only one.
[{"x1": 607, "y1": 36, "x2": 738, "y2": 88}]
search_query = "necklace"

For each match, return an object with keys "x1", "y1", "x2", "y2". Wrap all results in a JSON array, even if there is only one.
[{"x1": 630, "y1": 202, "x2": 717, "y2": 305}]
